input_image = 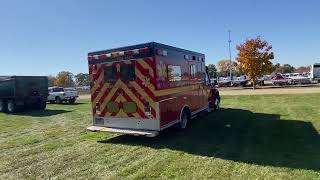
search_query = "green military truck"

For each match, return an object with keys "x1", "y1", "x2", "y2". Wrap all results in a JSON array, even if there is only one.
[{"x1": 0, "y1": 76, "x2": 48, "y2": 113}]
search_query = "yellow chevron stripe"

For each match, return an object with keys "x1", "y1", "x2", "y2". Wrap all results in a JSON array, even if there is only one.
[
  {"x1": 132, "y1": 112, "x2": 140, "y2": 118},
  {"x1": 119, "y1": 81, "x2": 145, "y2": 113},
  {"x1": 155, "y1": 84, "x2": 200, "y2": 97},
  {"x1": 92, "y1": 84, "x2": 108, "y2": 110},
  {"x1": 131, "y1": 81, "x2": 156, "y2": 110},
  {"x1": 91, "y1": 65, "x2": 104, "y2": 94},
  {"x1": 100, "y1": 80, "x2": 121, "y2": 110},
  {"x1": 137, "y1": 59, "x2": 154, "y2": 78},
  {"x1": 116, "y1": 109, "x2": 128, "y2": 118},
  {"x1": 135, "y1": 67, "x2": 155, "y2": 92}
]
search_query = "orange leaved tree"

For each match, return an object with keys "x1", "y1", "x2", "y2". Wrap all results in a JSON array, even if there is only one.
[{"x1": 236, "y1": 37, "x2": 274, "y2": 89}]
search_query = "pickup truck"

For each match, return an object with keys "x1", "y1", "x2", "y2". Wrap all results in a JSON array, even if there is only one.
[
  {"x1": 0, "y1": 76, "x2": 48, "y2": 113},
  {"x1": 47, "y1": 87, "x2": 79, "y2": 104}
]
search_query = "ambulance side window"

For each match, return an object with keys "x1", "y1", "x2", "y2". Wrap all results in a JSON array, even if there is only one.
[
  {"x1": 104, "y1": 66, "x2": 117, "y2": 82},
  {"x1": 190, "y1": 64, "x2": 196, "y2": 79},
  {"x1": 168, "y1": 65, "x2": 181, "y2": 81}
]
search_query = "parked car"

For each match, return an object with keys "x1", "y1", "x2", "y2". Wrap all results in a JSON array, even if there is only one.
[
  {"x1": 0, "y1": 76, "x2": 48, "y2": 113},
  {"x1": 48, "y1": 87, "x2": 79, "y2": 104},
  {"x1": 271, "y1": 74, "x2": 289, "y2": 86}
]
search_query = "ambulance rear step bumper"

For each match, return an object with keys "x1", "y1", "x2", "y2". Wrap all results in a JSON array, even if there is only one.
[{"x1": 87, "y1": 126, "x2": 159, "y2": 137}]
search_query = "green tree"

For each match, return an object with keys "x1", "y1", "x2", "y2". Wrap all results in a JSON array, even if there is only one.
[
  {"x1": 295, "y1": 66, "x2": 310, "y2": 73},
  {"x1": 273, "y1": 64, "x2": 295, "y2": 74},
  {"x1": 48, "y1": 75, "x2": 56, "y2": 87},
  {"x1": 236, "y1": 36, "x2": 274, "y2": 89},
  {"x1": 207, "y1": 64, "x2": 217, "y2": 79},
  {"x1": 74, "y1": 73, "x2": 89, "y2": 86},
  {"x1": 282, "y1": 64, "x2": 295, "y2": 73},
  {"x1": 54, "y1": 71, "x2": 74, "y2": 87},
  {"x1": 217, "y1": 59, "x2": 238, "y2": 77}
]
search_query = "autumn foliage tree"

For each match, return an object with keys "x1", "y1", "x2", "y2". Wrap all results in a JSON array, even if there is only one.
[{"x1": 236, "y1": 37, "x2": 274, "y2": 89}]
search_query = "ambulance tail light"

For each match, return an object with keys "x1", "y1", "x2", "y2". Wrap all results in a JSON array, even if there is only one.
[
  {"x1": 95, "y1": 102, "x2": 101, "y2": 115},
  {"x1": 87, "y1": 56, "x2": 94, "y2": 61},
  {"x1": 124, "y1": 50, "x2": 134, "y2": 56},
  {"x1": 139, "y1": 47, "x2": 150, "y2": 54},
  {"x1": 144, "y1": 102, "x2": 152, "y2": 116}
]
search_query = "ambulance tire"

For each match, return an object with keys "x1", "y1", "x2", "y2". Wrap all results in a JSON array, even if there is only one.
[{"x1": 178, "y1": 108, "x2": 190, "y2": 129}]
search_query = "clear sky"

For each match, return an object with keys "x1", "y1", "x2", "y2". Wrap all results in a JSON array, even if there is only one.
[{"x1": 1, "y1": 0, "x2": 319, "y2": 76}]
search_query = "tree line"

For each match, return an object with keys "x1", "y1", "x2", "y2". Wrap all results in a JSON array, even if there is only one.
[
  {"x1": 207, "y1": 36, "x2": 313, "y2": 88},
  {"x1": 208, "y1": 61, "x2": 311, "y2": 78},
  {"x1": 48, "y1": 71, "x2": 89, "y2": 87}
]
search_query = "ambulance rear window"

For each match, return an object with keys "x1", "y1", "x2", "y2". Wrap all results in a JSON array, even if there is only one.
[
  {"x1": 104, "y1": 66, "x2": 117, "y2": 82},
  {"x1": 121, "y1": 64, "x2": 135, "y2": 81}
]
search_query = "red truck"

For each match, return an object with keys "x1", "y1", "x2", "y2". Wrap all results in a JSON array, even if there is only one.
[{"x1": 86, "y1": 42, "x2": 220, "y2": 137}]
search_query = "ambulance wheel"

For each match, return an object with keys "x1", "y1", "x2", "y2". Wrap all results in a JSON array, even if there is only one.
[
  {"x1": 7, "y1": 100, "x2": 16, "y2": 114},
  {"x1": 178, "y1": 109, "x2": 190, "y2": 129},
  {"x1": 0, "y1": 100, "x2": 6, "y2": 112},
  {"x1": 39, "y1": 100, "x2": 47, "y2": 110}
]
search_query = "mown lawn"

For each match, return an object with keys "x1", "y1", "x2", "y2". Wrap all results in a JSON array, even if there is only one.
[{"x1": 0, "y1": 94, "x2": 320, "y2": 179}]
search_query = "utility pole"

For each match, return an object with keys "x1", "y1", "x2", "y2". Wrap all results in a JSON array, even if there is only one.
[{"x1": 228, "y1": 30, "x2": 232, "y2": 79}]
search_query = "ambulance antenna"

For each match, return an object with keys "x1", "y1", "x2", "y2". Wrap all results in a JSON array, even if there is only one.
[{"x1": 228, "y1": 30, "x2": 232, "y2": 80}]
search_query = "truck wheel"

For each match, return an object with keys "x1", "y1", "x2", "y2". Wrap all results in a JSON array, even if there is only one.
[
  {"x1": 214, "y1": 96, "x2": 220, "y2": 111},
  {"x1": 68, "y1": 98, "x2": 75, "y2": 104},
  {"x1": 7, "y1": 100, "x2": 16, "y2": 113},
  {"x1": 178, "y1": 108, "x2": 190, "y2": 129},
  {"x1": 39, "y1": 99, "x2": 47, "y2": 110},
  {"x1": 55, "y1": 97, "x2": 62, "y2": 104},
  {"x1": 0, "y1": 100, "x2": 6, "y2": 112}
]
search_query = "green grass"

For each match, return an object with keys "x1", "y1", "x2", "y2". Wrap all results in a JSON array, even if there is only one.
[{"x1": 0, "y1": 94, "x2": 320, "y2": 179}]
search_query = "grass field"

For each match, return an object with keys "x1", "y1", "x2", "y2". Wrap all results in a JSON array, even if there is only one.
[{"x1": 0, "y1": 94, "x2": 320, "y2": 179}]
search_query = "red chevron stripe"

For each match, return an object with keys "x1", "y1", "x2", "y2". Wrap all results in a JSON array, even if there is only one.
[
  {"x1": 135, "y1": 76, "x2": 157, "y2": 102},
  {"x1": 91, "y1": 81, "x2": 105, "y2": 101},
  {"x1": 151, "y1": 107, "x2": 156, "y2": 119},
  {"x1": 144, "y1": 57, "x2": 156, "y2": 70},
  {"x1": 135, "y1": 62, "x2": 157, "y2": 87},
  {"x1": 100, "y1": 88, "x2": 120, "y2": 117},
  {"x1": 126, "y1": 84, "x2": 156, "y2": 119}
]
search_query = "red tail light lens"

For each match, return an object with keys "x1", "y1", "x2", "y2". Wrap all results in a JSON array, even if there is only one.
[
  {"x1": 125, "y1": 50, "x2": 134, "y2": 56},
  {"x1": 144, "y1": 102, "x2": 151, "y2": 116},
  {"x1": 156, "y1": 49, "x2": 162, "y2": 55},
  {"x1": 96, "y1": 102, "x2": 101, "y2": 115},
  {"x1": 98, "y1": 54, "x2": 107, "y2": 59},
  {"x1": 139, "y1": 47, "x2": 149, "y2": 54},
  {"x1": 88, "y1": 56, "x2": 94, "y2": 61}
]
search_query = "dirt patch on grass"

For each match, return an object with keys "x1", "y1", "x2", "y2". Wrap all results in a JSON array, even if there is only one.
[
  {"x1": 79, "y1": 87, "x2": 320, "y2": 99},
  {"x1": 220, "y1": 87, "x2": 320, "y2": 96},
  {"x1": 78, "y1": 94, "x2": 91, "y2": 100}
]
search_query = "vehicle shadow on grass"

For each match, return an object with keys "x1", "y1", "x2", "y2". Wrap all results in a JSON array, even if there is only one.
[
  {"x1": 15, "y1": 109, "x2": 72, "y2": 117},
  {"x1": 47, "y1": 102, "x2": 85, "y2": 106},
  {"x1": 101, "y1": 108, "x2": 320, "y2": 171}
]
